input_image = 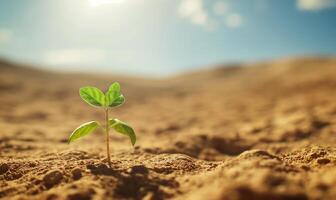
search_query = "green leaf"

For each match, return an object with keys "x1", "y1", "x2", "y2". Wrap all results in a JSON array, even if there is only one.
[
  {"x1": 105, "y1": 82, "x2": 125, "y2": 107},
  {"x1": 109, "y1": 94, "x2": 125, "y2": 107},
  {"x1": 68, "y1": 121, "x2": 100, "y2": 143},
  {"x1": 79, "y1": 87, "x2": 105, "y2": 107},
  {"x1": 109, "y1": 82, "x2": 121, "y2": 92},
  {"x1": 109, "y1": 119, "x2": 136, "y2": 146}
]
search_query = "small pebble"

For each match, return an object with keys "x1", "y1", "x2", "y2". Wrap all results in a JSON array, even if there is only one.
[
  {"x1": 43, "y1": 170, "x2": 63, "y2": 188},
  {"x1": 130, "y1": 165, "x2": 148, "y2": 175},
  {"x1": 0, "y1": 163, "x2": 9, "y2": 174},
  {"x1": 71, "y1": 168, "x2": 82, "y2": 180},
  {"x1": 317, "y1": 158, "x2": 330, "y2": 165},
  {"x1": 300, "y1": 165, "x2": 310, "y2": 171}
]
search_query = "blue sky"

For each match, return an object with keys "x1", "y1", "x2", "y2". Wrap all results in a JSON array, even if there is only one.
[{"x1": 0, "y1": 0, "x2": 336, "y2": 76}]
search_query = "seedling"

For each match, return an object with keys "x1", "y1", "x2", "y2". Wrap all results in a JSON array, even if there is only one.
[{"x1": 68, "y1": 82, "x2": 136, "y2": 167}]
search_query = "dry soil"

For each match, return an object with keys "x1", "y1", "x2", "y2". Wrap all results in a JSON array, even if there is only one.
[{"x1": 0, "y1": 57, "x2": 336, "y2": 200}]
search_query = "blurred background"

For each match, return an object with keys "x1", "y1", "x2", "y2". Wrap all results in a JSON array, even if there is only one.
[
  {"x1": 1, "y1": 1, "x2": 336, "y2": 199},
  {"x1": 1, "y1": 0, "x2": 336, "y2": 76}
]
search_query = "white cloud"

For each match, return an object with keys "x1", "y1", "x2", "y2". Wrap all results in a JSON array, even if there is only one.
[
  {"x1": 178, "y1": 0, "x2": 210, "y2": 26},
  {"x1": 213, "y1": 1, "x2": 229, "y2": 15},
  {"x1": 178, "y1": 0, "x2": 242, "y2": 30},
  {"x1": 0, "y1": 28, "x2": 12, "y2": 44},
  {"x1": 225, "y1": 13, "x2": 242, "y2": 28},
  {"x1": 44, "y1": 48, "x2": 106, "y2": 66},
  {"x1": 297, "y1": 0, "x2": 336, "y2": 11}
]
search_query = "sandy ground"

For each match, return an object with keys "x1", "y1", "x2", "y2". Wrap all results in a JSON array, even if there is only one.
[{"x1": 0, "y1": 57, "x2": 336, "y2": 200}]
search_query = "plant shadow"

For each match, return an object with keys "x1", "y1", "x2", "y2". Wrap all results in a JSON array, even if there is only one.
[{"x1": 87, "y1": 164, "x2": 179, "y2": 200}]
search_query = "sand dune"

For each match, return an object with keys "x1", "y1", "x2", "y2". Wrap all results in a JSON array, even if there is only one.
[{"x1": 0, "y1": 57, "x2": 336, "y2": 200}]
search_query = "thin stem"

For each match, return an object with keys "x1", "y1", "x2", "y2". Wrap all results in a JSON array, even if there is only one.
[{"x1": 105, "y1": 108, "x2": 111, "y2": 167}]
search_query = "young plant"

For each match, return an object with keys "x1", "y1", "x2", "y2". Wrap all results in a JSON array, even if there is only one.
[{"x1": 68, "y1": 82, "x2": 136, "y2": 167}]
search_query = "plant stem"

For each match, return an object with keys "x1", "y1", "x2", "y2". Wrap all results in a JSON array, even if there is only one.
[{"x1": 105, "y1": 108, "x2": 111, "y2": 167}]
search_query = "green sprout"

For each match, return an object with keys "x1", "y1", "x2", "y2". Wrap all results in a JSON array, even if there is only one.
[{"x1": 68, "y1": 82, "x2": 136, "y2": 167}]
